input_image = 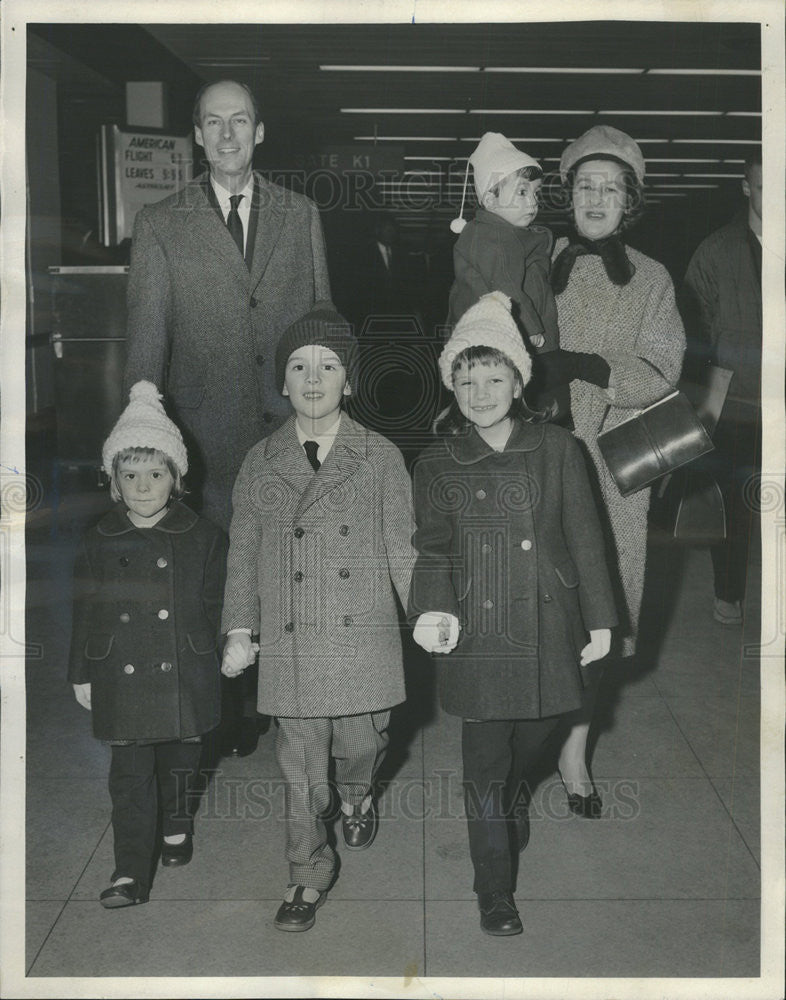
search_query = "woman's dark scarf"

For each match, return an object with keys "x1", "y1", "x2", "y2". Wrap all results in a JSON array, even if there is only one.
[{"x1": 551, "y1": 226, "x2": 636, "y2": 294}]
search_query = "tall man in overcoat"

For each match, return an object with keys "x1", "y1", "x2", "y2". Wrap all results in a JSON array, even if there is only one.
[{"x1": 123, "y1": 79, "x2": 331, "y2": 754}]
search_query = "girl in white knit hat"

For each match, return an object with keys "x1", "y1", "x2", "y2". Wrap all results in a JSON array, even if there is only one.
[
  {"x1": 408, "y1": 291, "x2": 617, "y2": 937},
  {"x1": 68, "y1": 381, "x2": 228, "y2": 909}
]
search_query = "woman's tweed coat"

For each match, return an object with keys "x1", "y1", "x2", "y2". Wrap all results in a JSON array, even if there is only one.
[
  {"x1": 221, "y1": 414, "x2": 416, "y2": 718},
  {"x1": 68, "y1": 501, "x2": 226, "y2": 742},
  {"x1": 408, "y1": 420, "x2": 618, "y2": 721},
  {"x1": 553, "y1": 239, "x2": 686, "y2": 656}
]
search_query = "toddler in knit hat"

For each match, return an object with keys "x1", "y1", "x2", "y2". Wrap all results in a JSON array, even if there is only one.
[
  {"x1": 447, "y1": 131, "x2": 570, "y2": 421},
  {"x1": 68, "y1": 380, "x2": 227, "y2": 910}
]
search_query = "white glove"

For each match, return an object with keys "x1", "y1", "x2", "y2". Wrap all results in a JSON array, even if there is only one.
[
  {"x1": 222, "y1": 633, "x2": 259, "y2": 677},
  {"x1": 580, "y1": 628, "x2": 611, "y2": 666},
  {"x1": 413, "y1": 612, "x2": 461, "y2": 654}
]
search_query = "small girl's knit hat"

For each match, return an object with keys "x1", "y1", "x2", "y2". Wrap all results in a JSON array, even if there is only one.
[
  {"x1": 275, "y1": 302, "x2": 358, "y2": 393},
  {"x1": 450, "y1": 132, "x2": 542, "y2": 234},
  {"x1": 102, "y1": 381, "x2": 188, "y2": 475},
  {"x1": 439, "y1": 291, "x2": 532, "y2": 390}
]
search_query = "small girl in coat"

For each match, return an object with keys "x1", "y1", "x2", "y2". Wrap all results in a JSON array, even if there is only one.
[
  {"x1": 409, "y1": 291, "x2": 617, "y2": 937},
  {"x1": 69, "y1": 381, "x2": 226, "y2": 908}
]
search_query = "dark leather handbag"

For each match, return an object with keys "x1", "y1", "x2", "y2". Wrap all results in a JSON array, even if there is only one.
[
  {"x1": 650, "y1": 467, "x2": 727, "y2": 543},
  {"x1": 597, "y1": 390, "x2": 714, "y2": 497}
]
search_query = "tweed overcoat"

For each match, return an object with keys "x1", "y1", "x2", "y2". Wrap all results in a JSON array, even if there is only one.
[
  {"x1": 408, "y1": 420, "x2": 618, "y2": 721},
  {"x1": 553, "y1": 239, "x2": 686, "y2": 656},
  {"x1": 221, "y1": 414, "x2": 416, "y2": 718},
  {"x1": 448, "y1": 208, "x2": 558, "y2": 352},
  {"x1": 123, "y1": 172, "x2": 331, "y2": 531},
  {"x1": 68, "y1": 502, "x2": 227, "y2": 742}
]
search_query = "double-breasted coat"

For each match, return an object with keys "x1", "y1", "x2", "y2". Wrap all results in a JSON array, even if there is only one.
[
  {"x1": 221, "y1": 414, "x2": 417, "y2": 718},
  {"x1": 68, "y1": 502, "x2": 227, "y2": 742},
  {"x1": 123, "y1": 172, "x2": 331, "y2": 531},
  {"x1": 408, "y1": 420, "x2": 618, "y2": 721}
]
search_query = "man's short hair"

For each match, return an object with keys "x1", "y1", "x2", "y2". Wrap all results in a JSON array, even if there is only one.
[
  {"x1": 744, "y1": 146, "x2": 762, "y2": 179},
  {"x1": 192, "y1": 80, "x2": 261, "y2": 128}
]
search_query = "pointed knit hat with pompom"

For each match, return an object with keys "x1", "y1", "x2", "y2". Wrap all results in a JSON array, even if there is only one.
[
  {"x1": 102, "y1": 381, "x2": 188, "y2": 476},
  {"x1": 439, "y1": 291, "x2": 533, "y2": 390}
]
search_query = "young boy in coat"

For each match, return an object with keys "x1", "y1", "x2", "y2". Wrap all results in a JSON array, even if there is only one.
[
  {"x1": 448, "y1": 131, "x2": 569, "y2": 418},
  {"x1": 69, "y1": 381, "x2": 227, "y2": 908},
  {"x1": 221, "y1": 303, "x2": 416, "y2": 932}
]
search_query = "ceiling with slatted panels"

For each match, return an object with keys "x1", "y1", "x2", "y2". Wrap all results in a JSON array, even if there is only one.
[{"x1": 142, "y1": 20, "x2": 761, "y2": 229}]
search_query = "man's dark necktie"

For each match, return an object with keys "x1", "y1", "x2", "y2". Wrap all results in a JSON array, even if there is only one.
[
  {"x1": 227, "y1": 194, "x2": 244, "y2": 256},
  {"x1": 303, "y1": 440, "x2": 321, "y2": 472}
]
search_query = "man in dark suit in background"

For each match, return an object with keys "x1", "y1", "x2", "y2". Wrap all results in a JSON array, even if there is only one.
[
  {"x1": 681, "y1": 150, "x2": 763, "y2": 628},
  {"x1": 124, "y1": 79, "x2": 330, "y2": 754}
]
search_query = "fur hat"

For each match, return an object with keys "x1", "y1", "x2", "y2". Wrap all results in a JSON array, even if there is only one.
[
  {"x1": 450, "y1": 132, "x2": 541, "y2": 234},
  {"x1": 560, "y1": 125, "x2": 645, "y2": 183},
  {"x1": 439, "y1": 291, "x2": 532, "y2": 390},
  {"x1": 102, "y1": 381, "x2": 188, "y2": 475},
  {"x1": 275, "y1": 302, "x2": 358, "y2": 393}
]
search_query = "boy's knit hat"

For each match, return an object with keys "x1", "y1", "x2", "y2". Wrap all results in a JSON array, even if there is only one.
[
  {"x1": 450, "y1": 132, "x2": 541, "y2": 234},
  {"x1": 560, "y1": 125, "x2": 645, "y2": 183},
  {"x1": 439, "y1": 291, "x2": 532, "y2": 390},
  {"x1": 275, "y1": 302, "x2": 358, "y2": 393},
  {"x1": 102, "y1": 381, "x2": 188, "y2": 475}
]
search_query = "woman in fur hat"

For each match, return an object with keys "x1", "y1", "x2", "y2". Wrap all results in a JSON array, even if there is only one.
[
  {"x1": 541, "y1": 126, "x2": 686, "y2": 817},
  {"x1": 408, "y1": 291, "x2": 617, "y2": 936}
]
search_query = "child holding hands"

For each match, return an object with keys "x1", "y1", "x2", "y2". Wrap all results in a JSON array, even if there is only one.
[
  {"x1": 409, "y1": 291, "x2": 617, "y2": 937},
  {"x1": 69, "y1": 382, "x2": 226, "y2": 908},
  {"x1": 221, "y1": 304, "x2": 415, "y2": 933}
]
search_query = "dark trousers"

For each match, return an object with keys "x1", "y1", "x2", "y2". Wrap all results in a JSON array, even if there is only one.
[
  {"x1": 108, "y1": 740, "x2": 201, "y2": 888},
  {"x1": 462, "y1": 716, "x2": 561, "y2": 894},
  {"x1": 708, "y1": 411, "x2": 761, "y2": 602}
]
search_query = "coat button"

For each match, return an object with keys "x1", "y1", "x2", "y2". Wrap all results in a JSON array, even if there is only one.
[
  {"x1": 520, "y1": 539, "x2": 532, "y2": 551},
  {"x1": 157, "y1": 557, "x2": 168, "y2": 568},
  {"x1": 158, "y1": 609, "x2": 169, "y2": 620},
  {"x1": 294, "y1": 527, "x2": 304, "y2": 538},
  {"x1": 284, "y1": 622, "x2": 294, "y2": 633},
  {"x1": 482, "y1": 599, "x2": 494, "y2": 610},
  {"x1": 543, "y1": 594, "x2": 552, "y2": 603},
  {"x1": 293, "y1": 571, "x2": 304, "y2": 582},
  {"x1": 119, "y1": 557, "x2": 129, "y2": 567},
  {"x1": 339, "y1": 525, "x2": 349, "y2": 536},
  {"x1": 255, "y1": 353, "x2": 264, "y2": 365},
  {"x1": 119, "y1": 612, "x2": 130, "y2": 623},
  {"x1": 160, "y1": 662, "x2": 172, "y2": 672},
  {"x1": 481, "y1": 543, "x2": 492, "y2": 554},
  {"x1": 339, "y1": 568, "x2": 350, "y2": 579},
  {"x1": 123, "y1": 664, "x2": 135, "y2": 674},
  {"x1": 476, "y1": 489, "x2": 487, "y2": 500},
  {"x1": 250, "y1": 296, "x2": 258, "y2": 308},
  {"x1": 262, "y1": 411, "x2": 273, "y2": 423},
  {"x1": 343, "y1": 615, "x2": 353, "y2": 627}
]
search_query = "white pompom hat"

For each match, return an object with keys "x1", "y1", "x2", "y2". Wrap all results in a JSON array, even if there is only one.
[
  {"x1": 102, "y1": 381, "x2": 188, "y2": 475},
  {"x1": 439, "y1": 291, "x2": 533, "y2": 390},
  {"x1": 450, "y1": 132, "x2": 542, "y2": 234}
]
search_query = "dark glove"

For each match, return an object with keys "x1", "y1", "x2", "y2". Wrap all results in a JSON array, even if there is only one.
[{"x1": 531, "y1": 349, "x2": 610, "y2": 390}]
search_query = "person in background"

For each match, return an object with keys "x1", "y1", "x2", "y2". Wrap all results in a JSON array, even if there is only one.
[
  {"x1": 123, "y1": 79, "x2": 330, "y2": 757},
  {"x1": 543, "y1": 126, "x2": 686, "y2": 816},
  {"x1": 69, "y1": 382, "x2": 226, "y2": 908},
  {"x1": 680, "y1": 149, "x2": 763, "y2": 627}
]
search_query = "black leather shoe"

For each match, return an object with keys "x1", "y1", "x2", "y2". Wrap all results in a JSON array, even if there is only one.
[
  {"x1": 567, "y1": 788, "x2": 602, "y2": 818},
  {"x1": 342, "y1": 801, "x2": 378, "y2": 850},
  {"x1": 161, "y1": 833, "x2": 193, "y2": 867},
  {"x1": 274, "y1": 885, "x2": 327, "y2": 932},
  {"x1": 220, "y1": 718, "x2": 260, "y2": 758},
  {"x1": 99, "y1": 879, "x2": 149, "y2": 909},
  {"x1": 477, "y1": 890, "x2": 523, "y2": 936}
]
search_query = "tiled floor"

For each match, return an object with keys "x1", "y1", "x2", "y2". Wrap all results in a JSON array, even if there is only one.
[{"x1": 20, "y1": 490, "x2": 766, "y2": 986}]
